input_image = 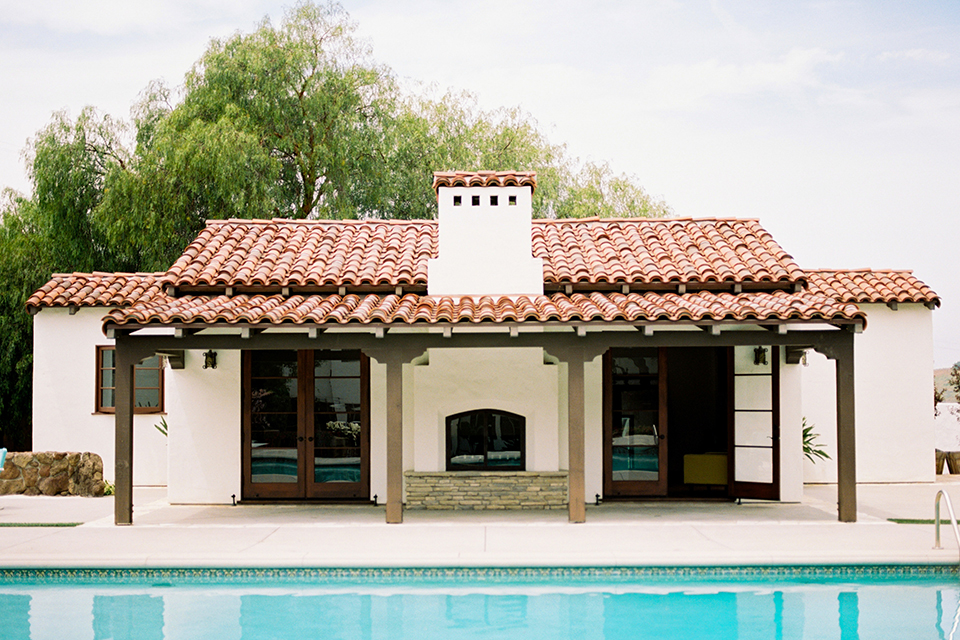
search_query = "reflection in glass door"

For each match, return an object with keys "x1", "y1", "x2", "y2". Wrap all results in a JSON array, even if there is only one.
[
  {"x1": 310, "y1": 352, "x2": 368, "y2": 498},
  {"x1": 247, "y1": 351, "x2": 301, "y2": 497},
  {"x1": 243, "y1": 350, "x2": 368, "y2": 500},
  {"x1": 604, "y1": 348, "x2": 668, "y2": 497}
]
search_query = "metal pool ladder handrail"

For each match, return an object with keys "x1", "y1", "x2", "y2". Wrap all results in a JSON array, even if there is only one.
[{"x1": 934, "y1": 490, "x2": 960, "y2": 556}]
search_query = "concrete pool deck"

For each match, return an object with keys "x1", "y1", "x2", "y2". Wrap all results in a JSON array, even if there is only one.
[{"x1": 3, "y1": 479, "x2": 960, "y2": 568}]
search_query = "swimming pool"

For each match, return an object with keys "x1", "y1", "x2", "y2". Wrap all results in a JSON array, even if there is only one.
[{"x1": 1, "y1": 566, "x2": 957, "y2": 639}]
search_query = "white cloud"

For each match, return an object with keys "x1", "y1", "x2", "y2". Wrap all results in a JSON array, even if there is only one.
[
  {"x1": 643, "y1": 48, "x2": 842, "y2": 110},
  {"x1": 0, "y1": 0, "x2": 279, "y2": 36},
  {"x1": 878, "y1": 49, "x2": 950, "y2": 64}
]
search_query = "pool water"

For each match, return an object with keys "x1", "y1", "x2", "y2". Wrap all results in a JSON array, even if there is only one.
[{"x1": 1, "y1": 567, "x2": 958, "y2": 639}]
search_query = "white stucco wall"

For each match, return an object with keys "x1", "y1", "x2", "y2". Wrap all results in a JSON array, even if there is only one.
[
  {"x1": 370, "y1": 358, "x2": 388, "y2": 503},
  {"x1": 32, "y1": 307, "x2": 168, "y2": 485},
  {"x1": 779, "y1": 350, "x2": 804, "y2": 502},
  {"x1": 427, "y1": 185, "x2": 543, "y2": 296},
  {"x1": 165, "y1": 350, "x2": 241, "y2": 504},
  {"x1": 583, "y1": 356, "x2": 604, "y2": 502},
  {"x1": 801, "y1": 303, "x2": 935, "y2": 483},
  {"x1": 407, "y1": 347, "x2": 562, "y2": 473}
]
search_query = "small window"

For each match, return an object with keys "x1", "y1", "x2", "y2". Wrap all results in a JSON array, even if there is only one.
[
  {"x1": 471, "y1": 195, "x2": 480, "y2": 206},
  {"x1": 453, "y1": 195, "x2": 462, "y2": 206},
  {"x1": 96, "y1": 346, "x2": 164, "y2": 414},
  {"x1": 490, "y1": 195, "x2": 499, "y2": 206},
  {"x1": 446, "y1": 409, "x2": 525, "y2": 471},
  {"x1": 508, "y1": 195, "x2": 517, "y2": 206}
]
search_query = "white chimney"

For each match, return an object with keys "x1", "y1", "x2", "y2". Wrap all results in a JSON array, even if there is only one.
[{"x1": 427, "y1": 171, "x2": 544, "y2": 297}]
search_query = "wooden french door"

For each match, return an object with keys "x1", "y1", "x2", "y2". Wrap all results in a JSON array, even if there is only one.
[
  {"x1": 603, "y1": 348, "x2": 668, "y2": 497},
  {"x1": 242, "y1": 350, "x2": 369, "y2": 500},
  {"x1": 728, "y1": 345, "x2": 780, "y2": 500}
]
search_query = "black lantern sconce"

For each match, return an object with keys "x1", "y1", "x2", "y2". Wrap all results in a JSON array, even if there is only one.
[
  {"x1": 203, "y1": 350, "x2": 218, "y2": 370},
  {"x1": 753, "y1": 346, "x2": 768, "y2": 366}
]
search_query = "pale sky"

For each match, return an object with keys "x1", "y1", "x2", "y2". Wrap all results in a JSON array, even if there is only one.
[{"x1": 1, "y1": 0, "x2": 957, "y2": 367}]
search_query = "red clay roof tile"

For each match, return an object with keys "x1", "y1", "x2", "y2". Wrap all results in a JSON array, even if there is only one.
[
  {"x1": 805, "y1": 270, "x2": 940, "y2": 306},
  {"x1": 26, "y1": 272, "x2": 165, "y2": 310},
  {"x1": 103, "y1": 290, "x2": 865, "y2": 329},
  {"x1": 432, "y1": 171, "x2": 537, "y2": 192},
  {"x1": 160, "y1": 217, "x2": 806, "y2": 290}
]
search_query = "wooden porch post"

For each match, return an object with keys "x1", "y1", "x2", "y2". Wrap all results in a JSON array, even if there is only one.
[
  {"x1": 568, "y1": 354, "x2": 586, "y2": 523},
  {"x1": 834, "y1": 332, "x2": 857, "y2": 523},
  {"x1": 113, "y1": 335, "x2": 136, "y2": 526},
  {"x1": 384, "y1": 355, "x2": 404, "y2": 524}
]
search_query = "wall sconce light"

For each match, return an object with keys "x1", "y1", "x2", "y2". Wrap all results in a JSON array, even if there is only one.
[
  {"x1": 203, "y1": 350, "x2": 218, "y2": 370},
  {"x1": 753, "y1": 346, "x2": 768, "y2": 366}
]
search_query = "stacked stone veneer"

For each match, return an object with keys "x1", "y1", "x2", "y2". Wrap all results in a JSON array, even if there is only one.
[
  {"x1": 404, "y1": 471, "x2": 568, "y2": 510},
  {"x1": 0, "y1": 452, "x2": 106, "y2": 497}
]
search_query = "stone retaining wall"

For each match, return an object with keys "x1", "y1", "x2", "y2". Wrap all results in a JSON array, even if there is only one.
[
  {"x1": 0, "y1": 452, "x2": 106, "y2": 497},
  {"x1": 404, "y1": 471, "x2": 568, "y2": 510}
]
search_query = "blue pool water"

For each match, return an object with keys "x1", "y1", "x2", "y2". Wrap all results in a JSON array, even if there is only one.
[{"x1": 1, "y1": 566, "x2": 958, "y2": 639}]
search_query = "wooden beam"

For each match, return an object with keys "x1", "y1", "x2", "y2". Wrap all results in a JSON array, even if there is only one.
[
  {"x1": 155, "y1": 349, "x2": 185, "y2": 369},
  {"x1": 566, "y1": 353, "x2": 586, "y2": 523},
  {"x1": 114, "y1": 343, "x2": 135, "y2": 526},
  {"x1": 784, "y1": 346, "x2": 808, "y2": 365},
  {"x1": 834, "y1": 333, "x2": 857, "y2": 522},
  {"x1": 813, "y1": 331, "x2": 857, "y2": 522},
  {"x1": 384, "y1": 356, "x2": 403, "y2": 524},
  {"x1": 112, "y1": 337, "x2": 154, "y2": 526}
]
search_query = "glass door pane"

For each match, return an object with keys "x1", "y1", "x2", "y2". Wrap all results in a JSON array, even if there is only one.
[
  {"x1": 249, "y1": 351, "x2": 300, "y2": 488},
  {"x1": 605, "y1": 348, "x2": 667, "y2": 496},
  {"x1": 309, "y1": 352, "x2": 366, "y2": 498}
]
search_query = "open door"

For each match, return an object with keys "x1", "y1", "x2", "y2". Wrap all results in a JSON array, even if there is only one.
[
  {"x1": 728, "y1": 345, "x2": 780, "y2": 500},
  {"x1": 603, "y1": 348, "x2": 668, "y2": 497}
]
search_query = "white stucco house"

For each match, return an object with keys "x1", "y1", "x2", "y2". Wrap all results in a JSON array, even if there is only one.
[{"x1": 27, "y1": 171, "x2": 939, "y2": 525}]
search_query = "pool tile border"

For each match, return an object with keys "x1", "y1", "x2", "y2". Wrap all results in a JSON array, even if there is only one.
[{"x1": 1, "y1": 564, "x2": 957, "y2": 584}]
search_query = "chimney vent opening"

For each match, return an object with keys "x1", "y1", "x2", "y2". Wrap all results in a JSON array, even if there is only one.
[
  {"x1": 471, "y1": 195, "x2": 480, "y2": 206},
  {"x1": 490, "y1": 195, "x2": 499, "y2": 206},
  {"x1": 508, "y1": 195, "x2": 517, "y2": 206},
  {"x1": 453, "y1": 195, "x2": 462, "y2": 206}
]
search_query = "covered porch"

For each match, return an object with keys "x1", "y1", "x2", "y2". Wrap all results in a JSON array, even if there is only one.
[{"x1": 108, "y1": 318, "x2": 860, "y2": 526}]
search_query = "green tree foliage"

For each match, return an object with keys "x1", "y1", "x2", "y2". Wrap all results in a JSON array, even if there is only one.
[{"x1": 0, "y1": 0, "x2": 670, "y2": 445}]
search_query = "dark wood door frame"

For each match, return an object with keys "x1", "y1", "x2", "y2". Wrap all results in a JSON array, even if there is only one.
[
  {"x1": 727, "y1": 345, "x2": 780, "y2": 501},
  {"x1": 241, "y1": 350, "x2": 370, "y2": 501},
  {"x1": 603, "y1": 347, "x2": 668, "y2": 498}
]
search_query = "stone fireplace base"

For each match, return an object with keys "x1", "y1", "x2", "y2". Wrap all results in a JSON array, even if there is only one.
[{"x1": 404, "y1": 471, "x2": 568, "y2": 510}]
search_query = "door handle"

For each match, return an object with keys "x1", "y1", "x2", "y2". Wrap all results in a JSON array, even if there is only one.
[
  {"x1": 307, "y1": 437, "x2": 314, "y2": 443},
  {"x1": 297, "y1": 436, "x2": 304, "y2": 442},
  {"x1": 659, "y1": 434, "x2": 665, "y2": 440}
]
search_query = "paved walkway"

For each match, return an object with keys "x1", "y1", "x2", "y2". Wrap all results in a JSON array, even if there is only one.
[{"x1": 2, "y1": 480, "x2": 960, "y2": 568}]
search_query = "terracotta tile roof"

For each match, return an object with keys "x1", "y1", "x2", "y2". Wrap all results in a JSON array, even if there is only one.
[
  {"x1": 432, "y1": 171, "x2": 537, "y2": 192},
  {"x1": 161, "y1": 217, "x2": 805, "y2": 291},
  {"x1": 533, "y1": 218, "x2": 804, "y2": 285},
  {"x1": 805, "y1": 270, "x2": 940, "y2": 306},
  {"x1": 26, "y1": 272, "x2": 165, "y2": 310},
  {"x1": 162, "y1": 219, "x2": 435, "y2": 290},
  {"x1": 103, "y1": 290, "x2": 865, "y2": 329}
]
